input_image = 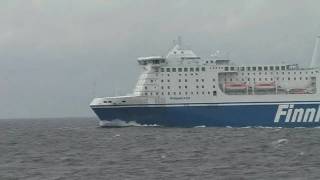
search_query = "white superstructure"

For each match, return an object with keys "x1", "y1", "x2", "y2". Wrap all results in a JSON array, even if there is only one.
[{"x1": 91, "y1": 37, "x2": 320, "y2": 107}]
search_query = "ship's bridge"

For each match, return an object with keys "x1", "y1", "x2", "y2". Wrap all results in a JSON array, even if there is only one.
[{"x1": 137, "y1": 56, "x2": 166, "y2": 66}]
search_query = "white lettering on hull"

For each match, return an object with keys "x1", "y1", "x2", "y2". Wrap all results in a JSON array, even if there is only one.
[{"x1": 274, "y1": 104, "x2": 320, "y2": 123}]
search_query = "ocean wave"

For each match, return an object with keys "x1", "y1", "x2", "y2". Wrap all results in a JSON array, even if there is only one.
[{"x1": 99, "y1": 119, "x2": 159, "y2": 127}]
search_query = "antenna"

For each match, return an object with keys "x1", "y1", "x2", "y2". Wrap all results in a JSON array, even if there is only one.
[
  {"x1": 177, "y1": 36, "x2": 182, "y2": 47},
  {"x1": 310, "y1": 35, "x2": 320, "y2": 68}
]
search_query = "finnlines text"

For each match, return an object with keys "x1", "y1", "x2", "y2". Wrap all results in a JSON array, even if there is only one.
[{"x1": 274, "y1": 104, "x2": 320, "y2": 123}]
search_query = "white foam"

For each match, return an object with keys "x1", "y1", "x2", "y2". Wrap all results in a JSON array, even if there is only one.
[
  {"x1": 194, "y1": 125, "x2": 206, "y2": 128},
  {"x1": 271, "y1": 138, "x2": 289, "y2": 148},
  {"x1": 99, "y1": 119, "x2": 159, "y2": 127}
]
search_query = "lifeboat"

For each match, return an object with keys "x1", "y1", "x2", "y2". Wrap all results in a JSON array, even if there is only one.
[
  {"x1": 225, "y1": 83, "x2": 247, "y2": 90},
  {"x1": 288, "y1": 88, "x2": 310, "y2": 94},
  {"x1": 255, "y1": 82, "x2": 276, "y2": 90}
]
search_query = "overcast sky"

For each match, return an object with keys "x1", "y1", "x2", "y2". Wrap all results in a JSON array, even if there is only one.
[{"x1": 0, "y1": 0, "x2": 320, "y2": 119}]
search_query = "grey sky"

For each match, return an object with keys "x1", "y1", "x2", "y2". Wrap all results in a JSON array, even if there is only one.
[{"x1": 0, "y1": 0, "x2": 320, "y2": 119}]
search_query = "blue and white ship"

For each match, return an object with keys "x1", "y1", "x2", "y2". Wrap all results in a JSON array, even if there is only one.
[{"x1": 90, "y1": 36, "x2": 320, "y2": 127}]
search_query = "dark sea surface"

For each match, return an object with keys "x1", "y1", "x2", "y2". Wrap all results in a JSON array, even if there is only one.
[{"x1": 1, "y1": 118, "x2": 320, "y2": 180}]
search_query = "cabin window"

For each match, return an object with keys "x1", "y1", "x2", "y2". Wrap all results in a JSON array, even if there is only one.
[
  {"x1": 270, "y1": 66, "x2": 274, "y2": 71},
  {"x1": 166, "y1": 68, "x2": 170, "y2": 72},
  {"x1": 196, "y1": 67, "x2": 200, "y2": 72},
  {"x1": 213, "y1": 91, "x2": 217, "y2": 96},
  {"x1": 264, "y1": 66, "x2": 268, "y2": 71},
  {"x1": 202, "y1": 85, "x2": 205, "y2": 88},
  {"x1": 172, "y1": 68, "x2": 176, "y2": 72},
  {"x1": 230, "y1": 67, "x2": 235, "y2": 71},
  {"x1": 201, "y1": 79, "x2": 204, "y2": 82},
  {"x1": 190, "y1": 68, "x2": 194, "y2": 72},
  {"x1": 179, "y1": 79, "x2": 181, "y2": 82},
  {"x1": 275, "y1": 66, "x2": 280, "y2": 70},
  {"x1": 247, "y1": 67, "x2": 251, "y2": 71},
  {"x1": 281, "y1": 66, "x2": 286, "y2": 70},
  {"x1": 184, "y1": 68, "x2": 188, "y2": 72},
  {"x1": 241, "y1": 67, "x2": 245, "y2": 71},
  {"x1": 173, "y1": 92, "x2": 176, "y2": 95},
  {"x1": 161, "y1": 68, "x2": 164, "y2": 72},
  {"x1": 252, "y1": 67, "x2": 257, "y2": 71},
  {"x1": 213, "y1": 79, "x2": 216, "y2": 81},
  {"x1": 167, "y1": 80, "x2": 170, "y2": 82},
  {"x1": 145, "y1": 86, "x2": 148, "y2": 90},
  {"x1": 185, "y1": 86, "x2": 188, "y2": 89},
  {"x1": 258, "y1": 67, "x2": 262, "y2": 71},
  {"x1": 167, "y1": 86, "x2": 170, "y2": 89},
  {"x1": 185, "y1": 92, "x2": 188, "y2": 95},
  {"x1": 185, "y1": 79, "x2": 188, "y2": 82},
  {"x1": 196, "y1": 79, "x2": 199, "y2": 82},
  {"x1": 179, "y1": 86, "x2": 181, "y2": 89},
  {"x1": 213, "y1": 85, "x2": 215, "y2": 88},
  {"x1": 178, "y1": 68, "x2": 182, "y2": 72},
  {"x1": 202, "y1": 67, "x2": 206, "y2": 71},
  {"x1": 225, "y1": 67, "x2": 229, "y2": 71},
  {"x1": 145, "y1": 93, "x2": 148, "y2": 96}
]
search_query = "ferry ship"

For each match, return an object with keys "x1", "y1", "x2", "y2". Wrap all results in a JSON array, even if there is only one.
[{"x1": 90, "y1": 36, "x2": 320, "y2": 127}]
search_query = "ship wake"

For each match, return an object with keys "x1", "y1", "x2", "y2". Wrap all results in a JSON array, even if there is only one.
[{"x1": 99, "y1": 119, "x2": 159, "y2": 128}]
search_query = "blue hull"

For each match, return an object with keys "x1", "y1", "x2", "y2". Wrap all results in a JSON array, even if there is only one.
[{"x1": 91, "y1": 102, "x2": 320, "y2": 127}]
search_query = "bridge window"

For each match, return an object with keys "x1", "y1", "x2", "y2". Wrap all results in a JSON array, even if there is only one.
[
  {"x1": 281, "y1": 66, "x2": 286, "y2": 70},
  {"x1": 247, "y1": 67, "x2": 251, "y2": 71},
  {"x1": 184, "y1": 68, "x2": 188, "y2": 72},
  {"x1": 264, "y1": 66, "x2": 268, "y2": 71},
  {"x1": 178, "y1": 68, "x2": 182, "y2": 72},
  {"x1": 252, "y1": 67, "x2": 257, "y2": 71},
  {"x1": 258, "y1": 67, "x2": 262, "y2": 71},
  {"x1": 213, "y1": 91, "x2": 217, "y2": 95},
  {"x1": 225, "y1": 67, "x2": 229, "y2": 71},
  {"x1": 240, "y1": 67, "x2": 245, "y2": 71},
  {"x1": 185, "y1": 79, "x2": 188, "y2": 82},
  {"x1": 161, "y1": 68, "x2": 164, "y2": 72},
  {"x1": 275, "y1": 66, "x2": 280, "y2": 71},
  {"x1": 270, "y1": 66, "x2": 274, "y2": 71},
  {"x1": 196, "y1": 67, "x2": 200, "y2": 72},
  {"x1": 172, "y1": 68, "x2": 176, "y2": 72},
  {"x1": 166, "y1": 68, "x2": 170, "y2": 72},
  {"x1": 190, "y1": 68, "x2": 194, "y2": 72}
]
